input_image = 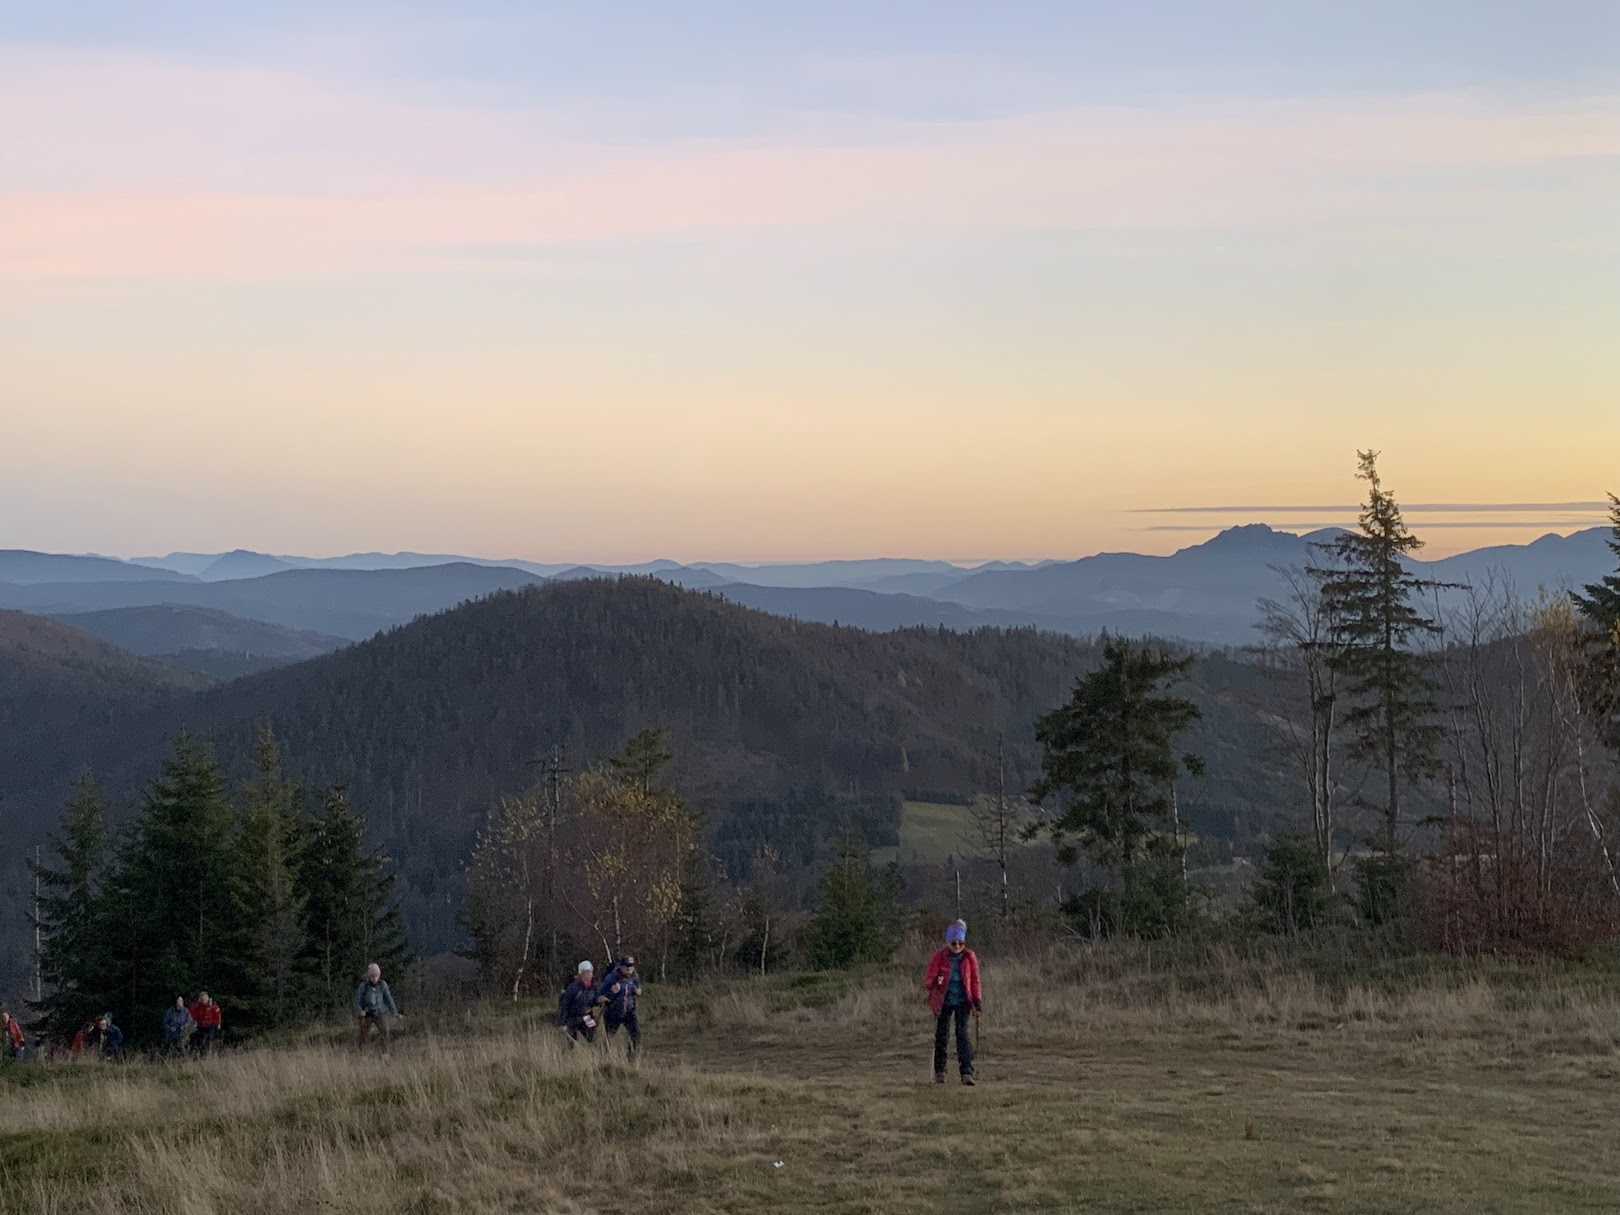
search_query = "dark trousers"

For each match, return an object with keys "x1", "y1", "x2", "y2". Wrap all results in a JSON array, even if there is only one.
[
  {"x1": 933, "y1": 1003, "x2": 973, "y2": 1076},
  {"x1": 192, "y1": 1026, "x2": 217, "y2": 1056},
  {"x1": 356, "y1": 1014, "x2": 392, "y2": 1052},
  {"x1": 606, "y1": 1009, "x2": 640, "y2": 1057},
  {"x1": 563, "y1": 1018, "x2": 597, "y2": 1046}
]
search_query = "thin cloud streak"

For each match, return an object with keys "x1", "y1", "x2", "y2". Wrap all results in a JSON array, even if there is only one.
[
  {"x1": 1136, "y1": 502, "x2": 1613, "y2": 514},
  {"x1": 1144, "y1": 521, "x2": 1603, "y2": 532}
]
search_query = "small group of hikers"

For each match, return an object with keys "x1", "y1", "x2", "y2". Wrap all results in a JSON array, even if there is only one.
[
  {"x1": 1, "y1": 969, "x2": 399, "y2": 1064},
  {"x1": 8, "y1": 929, "x2": 978, "y2": 1079},
  {"x1": 160, "y1": 992, "x2": 224, "y2": 1056},
  {"x1": 66, "y1": 1013, "x2": 125, "y2": 1060},
  {"x1": 556, "y1": 954, "x2": 642, "y2": 1057}
]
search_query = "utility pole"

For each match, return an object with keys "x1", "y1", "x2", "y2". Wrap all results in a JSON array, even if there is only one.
[
  {"x1": 525, "y1": 744, "x2": 572, "y2": 992},
  {"x1": 34, "y1": 844, "x2": 43, "y2": 1003},
  {"x1": 996, "y1": 734, "x2": 1009, "y2": 923},
  {"x1": 543, "y1": 745, "x2": 571, "y2": 988}
]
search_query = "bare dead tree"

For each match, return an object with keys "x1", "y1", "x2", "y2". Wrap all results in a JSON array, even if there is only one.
[
  {"x1": 1257, "y1": 564, "x2": 1351, "y2": 880},
  {"x1": 745, "y1": 844, "x2": 784, "y2": 978},
  {"x1": 965, "y1": 735, "x2": 1027, "y2": 923},
  {"x1": 1431, "y1": 579, "x2": 1620, "y2": 951}
]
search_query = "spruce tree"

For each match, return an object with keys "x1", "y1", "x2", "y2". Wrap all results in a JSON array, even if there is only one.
[
  {"x1": 109, "y1": 735, "x2": 249, "y2": 1044},
  {"x1": 28, "y1": 772, "x2": 117, "y2": 1040},
  {"x1": 234, "y1": 726, "x2": 308, "y2": 1030},
  {"x1": 298, "y1": 785, "x2": 412, "y2": 1015},
  {"x1": 670, "y1": 849, "x2": 718, "y2": 982},
  {"x1": 1574, "y1": 494, "x2": 1620, "y2": 628},
  {"x1": 1310, "y1": 452, "x2": 1447, "y2": 857},
  {"x1": 607, "y1": 727, "x2": 676, "y2": 794},
  {"x1": 802, "y1": 833, "x2": 903, "y2": 969},
  {"x1": 1031, "y1": 637, "x2": 1203, "y2": 935},
  {"x1": 1573, "y1": 493, "x2": 1620, "y2": 752}
]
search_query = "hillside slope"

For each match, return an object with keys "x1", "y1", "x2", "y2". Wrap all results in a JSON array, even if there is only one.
[
  {"x1": 5, "y1": 580, "x2": 1288, "y2": 955},
  {"x1": 52, "y1": 605, "x2": 349, "y2": 673},
  {"x1": 0, "y1": 609, "x2": 204, "y2": 833}
]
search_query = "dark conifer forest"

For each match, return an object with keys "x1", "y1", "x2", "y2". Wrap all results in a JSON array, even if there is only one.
[{"x1": 2, "y1": 578, "x2": 1289, "y2": 966}]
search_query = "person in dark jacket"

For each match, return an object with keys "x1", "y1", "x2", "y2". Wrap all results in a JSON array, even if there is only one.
[
  {"x1": 97, "y1": 1014, "x2": 124, "y2": 1061},
  {"x1": 354, "y1": 963, "x2": 401, "y2": 1052},
  {"x1": 599, "y1": 954, "x2": 642, "y2": 1058},
  {"x1": 556, "y1": 961, "x2": 604, "y2": 1045},
  {"x1": 923, "y1": 919, "x2": 982, "y2": 1085},
  {"x1": 162, "y1": 997, "x2": 195, "y2": 1056}
]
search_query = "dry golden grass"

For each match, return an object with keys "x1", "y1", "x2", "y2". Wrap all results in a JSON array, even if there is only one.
[{"x1": 4, "y1": 946, "x2": 1619, "y2": 1214}]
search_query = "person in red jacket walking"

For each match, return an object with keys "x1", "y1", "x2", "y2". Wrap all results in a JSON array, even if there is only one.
[
  {"x1": 923, "y1": 919, "x2": 982, "y2": 1085},
  {"x1": 188, "y1": 992, "x2": 222, "y2": 1056},
  {"x1": 2, "y1": 1008, "x2": 24, "y2": 1061}
]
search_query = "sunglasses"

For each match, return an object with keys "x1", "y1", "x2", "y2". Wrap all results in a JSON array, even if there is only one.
[{"x1": 947, "y1": 940, "x2": 966, "y2": 948}]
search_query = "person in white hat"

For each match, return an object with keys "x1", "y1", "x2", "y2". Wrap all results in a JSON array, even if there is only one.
[
  {"x1": 556, "y1": 960, "x2": 605, "y2": 1045},
  {"x1": 354, "y1": 962, "x2": 402, "y2": 1052}
]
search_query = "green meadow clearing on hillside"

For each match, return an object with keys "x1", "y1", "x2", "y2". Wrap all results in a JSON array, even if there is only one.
[
  {"x1": 873, "y1": 800, "x2": 1048, "y2": 867},
  {"x1": 4, "y1": 944, "x2": 1619, "y2": 1214},
  {"x1": 872, "y1": 800, "x2": 977, "y2": 865}
]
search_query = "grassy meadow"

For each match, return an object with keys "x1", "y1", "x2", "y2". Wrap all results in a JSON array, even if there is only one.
[
  {"x1": 873, "y1": 800, "x2": 1041, "y2": 867},
  {"x1": 4, "y1": 942, "x2": 1619, "y2": 1214}
]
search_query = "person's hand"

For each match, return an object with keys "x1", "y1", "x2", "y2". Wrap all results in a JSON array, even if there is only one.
[{"x1": 972, "y1": 1000, "x2": 982, "y2": 1015}]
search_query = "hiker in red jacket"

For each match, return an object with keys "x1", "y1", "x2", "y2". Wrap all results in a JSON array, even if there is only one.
[
  {"x1": 2, "y1": 1008, "x2": 24, "y2": 1061},
  {"x1": 923, "y1": 919, "x2": 982, "y2": 1085},
  {"x1": 189, "y1": 992, "x2": 222, "y2": 1056}
]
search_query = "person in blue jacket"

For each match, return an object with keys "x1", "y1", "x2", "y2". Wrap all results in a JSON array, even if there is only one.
[
  {"x1": 598, "y1": 954, "x2": 642, "y2": 1059},
  {"x1": 354, "y1": 963, "x2": 402, "y2": 1052},
  {"x1": 97, "y1": 1014, "x2": 124, "y2": 1061},
  {"x1": 556, "y1": 961, "x2": 604, "y2": 1045},
  {"x1": 161, "y1": 996, "x2": 195, "y2": 1057}
]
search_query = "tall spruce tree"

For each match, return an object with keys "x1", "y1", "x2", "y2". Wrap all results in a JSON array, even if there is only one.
[
  {"x1": 670, "y1": 847, "x2": 719, "y2": 983},
  {"x1": 297, "y1": 785, "x2": 412, "y2": 1015},
  {"x1": 28, "y1": 772, "x2": 117, "y2": 1040},
  {"x1": 108, "y1": 735, "x2": 249, "y2": 1044},
  {"x1": 607, "y1": 727, "x2": 676, "y2": 794},
  {"x1": 235, "y1": 726, "x2": 308, "y2": 1030},
  {"x1": 1574, "y1": 494, "x2": 1620, "y2": 628},
  {"x1": 1573, "y1": 493, "x2": 1620, "y2": 752},
  {"x1": 1031, "y1": 637, "x2": 1203, "y2": 935},
  {"x1": 802, "y1": 833, "x2": 904, "y2": 970},
  {"x1": 1310, "y1": 452, "x2": 1447, "y2": 858}
]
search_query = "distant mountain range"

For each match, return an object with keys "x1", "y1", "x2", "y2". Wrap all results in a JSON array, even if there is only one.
[{"x1": 2, "y1": 526, "x2": 1610, "y2": 648}]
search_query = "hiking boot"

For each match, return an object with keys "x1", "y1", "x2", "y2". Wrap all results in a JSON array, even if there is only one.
[
  {"x1": 960, "y1": 1073, "x2": 976, "y2": 1086},
  {"x1": 934, "y1": 1072, "x2": 946, "y2": 1084}
]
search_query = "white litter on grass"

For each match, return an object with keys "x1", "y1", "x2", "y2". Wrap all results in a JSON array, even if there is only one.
[{"x1": 773, "y1": 1162, "x2": 785, "y2": 1169}]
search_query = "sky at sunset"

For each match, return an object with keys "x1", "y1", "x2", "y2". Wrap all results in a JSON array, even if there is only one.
[{"x1": 4, "y1": 2, "x2": 1617, "y2": 563}]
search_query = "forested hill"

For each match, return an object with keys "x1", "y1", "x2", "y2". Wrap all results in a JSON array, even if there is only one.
[
  {"x1": 0, "y1": 610, "x2": 204, "y2": 787},
  {"x1": 7, "y1": 579, "x2": 1288, "y2": 954}
]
